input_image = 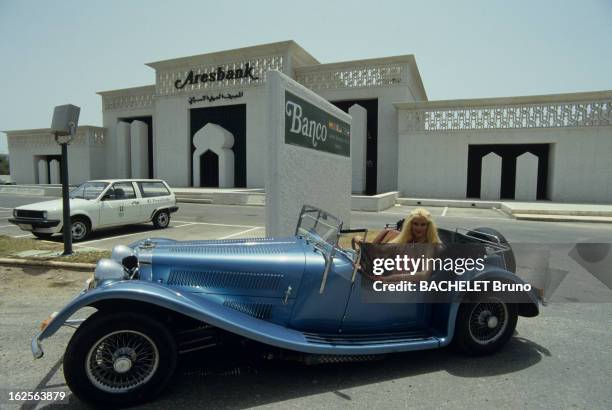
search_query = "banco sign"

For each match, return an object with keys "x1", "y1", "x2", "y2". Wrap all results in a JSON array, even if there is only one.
[{"x1": 284, "y1": 91, "x2": 350, "y2": 157}]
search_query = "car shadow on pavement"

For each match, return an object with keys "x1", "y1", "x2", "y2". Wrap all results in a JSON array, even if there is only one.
[{"x1": 34, "y1": 333, "x2": 549, "y2": 409}]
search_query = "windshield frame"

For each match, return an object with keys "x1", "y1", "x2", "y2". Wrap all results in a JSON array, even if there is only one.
[
  {"x1": 69, "y1": 181, "x2": 109, "y2": 200},
  {"x1": 294, "y1": 205, "x2": 343, "y2": 251}
]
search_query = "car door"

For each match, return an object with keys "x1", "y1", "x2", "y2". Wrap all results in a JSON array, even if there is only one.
[
  {"x1": 99, "y1": 182, "x2": 141, "y2": 227},
  {"x1": 340, "y1": 272, "x2": 427, "y2": 333}
]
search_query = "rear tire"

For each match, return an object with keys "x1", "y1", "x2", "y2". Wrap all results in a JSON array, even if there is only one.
[
  {"x1": 63, "y1": 311, "x2": 177, "y2": 406},
  {"x1": 453, "y1": 295, "x2": 518, "y2": 356},
  {"x1": 153, "y1": 210, "x2": 170, "y2": 229},
  {"x1": 32, "y1": 232, "x2": 53, "y2": 240}
]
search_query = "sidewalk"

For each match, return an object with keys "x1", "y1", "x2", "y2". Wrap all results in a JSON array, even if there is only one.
[{"x1": 397, "y1": 197, "x2": 612, "y2": 223}]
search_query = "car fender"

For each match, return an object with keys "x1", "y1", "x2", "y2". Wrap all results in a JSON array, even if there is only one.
[
  {"x1": 440, "y1": 268, "x2": 539, "y2": 347},
  {"x1": 70, "y1": 210, "x2": 96, "y2": 229},
  {"x1": 34, "y1": 280, "x2": 311, "y2": 356},
  {"x1": 147, "y1": 200, "x2": 177, "y2": 221}
]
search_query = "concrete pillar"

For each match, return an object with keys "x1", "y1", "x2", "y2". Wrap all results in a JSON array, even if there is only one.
[
  {"x1": 515, "y1": 152, "x2": 539, "y2": 201},
  {"x1": 49, "y1": 159, "x2": 60, "y2": 184},
  {"x1": 480, "y1": 152, "x2": 502, "y2": 200},
  {"x1": 116, "y1": 121, "x2": 131, "y2": 178},
  {"x1": 349, "y1": 104, "x2": 367, "y2": 194},
  {"x1": 130, "y1": 121, "x2": 148, "y2": 179},
  {"x1": 192, "y1": 123, "x2": 235, "y2": 188},
  {"x1": 37, "y1": 159, "x2": 48, "y2": 184}
]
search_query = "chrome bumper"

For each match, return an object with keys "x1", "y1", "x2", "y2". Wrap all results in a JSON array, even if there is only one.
[
  {"x1": 32, "y1": 334, "x2": 43, "y2": 359},
  {"x1": 31, "y1": 318, "x2": 86, "y2": 359}
]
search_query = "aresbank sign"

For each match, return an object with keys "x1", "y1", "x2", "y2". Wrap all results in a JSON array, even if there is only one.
[
  {"x1": 174, "y1": 63, "x2": 259, "y2": 89},
  {"x1": 284, "y1": 91, "x2": 350, "y2": 157}
]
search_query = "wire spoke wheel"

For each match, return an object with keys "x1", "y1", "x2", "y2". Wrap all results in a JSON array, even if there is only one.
[
  {"x1": 85, "y1": 330, "x2": 159, "y2": 394},
  {"x1": 468, "y1": 299, "x2": 508, "y2": 345}
]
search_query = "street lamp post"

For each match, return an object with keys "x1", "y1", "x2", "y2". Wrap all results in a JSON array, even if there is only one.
[{"x1": 51, "y1": 104, "x2": 80, "y2": 256}]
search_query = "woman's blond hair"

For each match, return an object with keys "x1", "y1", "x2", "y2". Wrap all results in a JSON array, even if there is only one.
[{"x1": 390, "y1": 207, "x2": 441, "y2": 244}]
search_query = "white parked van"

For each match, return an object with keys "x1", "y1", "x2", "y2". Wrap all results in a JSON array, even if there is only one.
[{"x1": 9, "y1": 179, "x2": 178, "y2": 241}]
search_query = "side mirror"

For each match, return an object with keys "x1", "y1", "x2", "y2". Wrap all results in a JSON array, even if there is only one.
[{"x1": 101, "y1": 193, "x2": 112, "y2": 201}]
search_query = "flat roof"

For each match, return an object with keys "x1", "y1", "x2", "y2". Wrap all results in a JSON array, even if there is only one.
[
  {"x1": 394, "y1": 89, "x2": 612, "y2": 110},
  {"x1": 146, "y1": 40, "x2": 319, "y2": 70}
]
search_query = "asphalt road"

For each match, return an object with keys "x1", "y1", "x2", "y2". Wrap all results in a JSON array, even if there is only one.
[
  {"x1": 0, "y1": 193, "x2": 611, "y2": 408},
  {"x1": 3, "y1": 194, "x2": 612, "y2": 245},
  {"x1": 0, "y1": 266, "x2": 610, "y2": 409}
]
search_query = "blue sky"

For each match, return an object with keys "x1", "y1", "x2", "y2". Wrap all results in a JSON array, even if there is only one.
[{"x1": 1, "y1": 0, "x2": 611, "y2": 154}]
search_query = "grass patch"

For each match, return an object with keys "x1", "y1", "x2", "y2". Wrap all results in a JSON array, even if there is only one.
[
  {"x1": 0, "y1": 235, "x2": 110, "y2": 264},
  {"x1": 0, "y1": 235, "x2": 61, "y2": 256},
  {"x1": 37, "y1": 251, "x2": 111, "y2": 264}
]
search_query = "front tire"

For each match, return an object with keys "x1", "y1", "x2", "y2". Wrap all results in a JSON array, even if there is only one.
[
  {"x1": 63, "y1": 312, "x2": 177, "y2": 406},
  {"x1": 152, "y1": 210, "x2": 170, "y2": 229},
  {"x1": 453, "y1": 296, "x2": 518, "y2": 356},
  {"x1": 70, "y1": 217, "x2": 90, "y2": 242}
]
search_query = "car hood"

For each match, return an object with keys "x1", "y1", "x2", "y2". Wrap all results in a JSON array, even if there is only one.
[
  {"x1": 15, "y1": 198, "x2": 92, "y2": 213},
  {"x1": 133, "y1": 237, "x2": 311, "y2": 298}
]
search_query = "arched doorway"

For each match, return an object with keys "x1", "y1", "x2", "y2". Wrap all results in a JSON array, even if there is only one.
[{"x1": 200, "y1": 150, "x2": 219, "y2": 187}]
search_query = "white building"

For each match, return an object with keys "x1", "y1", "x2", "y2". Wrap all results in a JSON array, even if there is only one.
[{"x1": 5, "y1": 41, "x2": 612, "y2": 203}]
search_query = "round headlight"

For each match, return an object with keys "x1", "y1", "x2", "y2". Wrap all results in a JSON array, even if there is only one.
[
  {"x1": 94, "y1": 258, "x2": 126, "y2": 286},
  {"x1": 42, "y1": 211, "x2": 48, "y2": 219},
  {"x1": 111, "y1": 245, "x2": 135, "y2": 263},
  {"x1": 13, "y1": 209, "x2": 17, "y2": 217}
]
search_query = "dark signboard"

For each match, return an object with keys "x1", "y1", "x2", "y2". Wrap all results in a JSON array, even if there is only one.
[{"x1": 284, "y1": 91, "x2": 350, "y2": 157}]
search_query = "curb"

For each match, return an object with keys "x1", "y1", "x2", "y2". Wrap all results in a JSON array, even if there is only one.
[
  {"x1": 0, "y1": 257, "x2": 95, "y2": 271},
  {"x1": 512, "y1": 214, "x2": 612, "y2": 224}
]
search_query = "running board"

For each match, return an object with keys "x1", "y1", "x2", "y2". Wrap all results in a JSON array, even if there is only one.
[{"x1": 302, "y1": 330, "x2": 439, "y2": 348}]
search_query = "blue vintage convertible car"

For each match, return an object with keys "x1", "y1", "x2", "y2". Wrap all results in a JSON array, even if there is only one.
[{"x1": 32, "y1": 205, "x2": 538, "y2": 405}]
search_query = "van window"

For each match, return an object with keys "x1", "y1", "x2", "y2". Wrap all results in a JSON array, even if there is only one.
[
  {"x1": 138, "y1": 182, "x2": 171, "y2": 198},
  {"x1": 106, "y1": 182, "x2": 137, "y2": 200}
]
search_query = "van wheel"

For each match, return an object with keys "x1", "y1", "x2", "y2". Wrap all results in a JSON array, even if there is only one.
[
  {"x1": 63, "y1": 311, "x2": 177, "y2": 406},
  {"x1": 153, "y1": 210, "x2": 170, "y2": 229},
  {"x1": 453, "y1": 295, "x2": 518, "y2": 356},
  {"x1": 70, "y1": 217, "x2": 90, "y2": 242}
]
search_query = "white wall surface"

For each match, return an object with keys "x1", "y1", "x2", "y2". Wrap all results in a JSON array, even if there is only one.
[
  {"x1": 116, "y1": 122, "x2": 131, "y2": 178},
  {"x1": 130, "y1": 120, "x2": 149, "y2": 179},
  {"x1": 102, "y1": 106, "x2": 153, "y2": 179},
  {"x1": 7, "y1": 129, "x2": 100, "y2": 185},
  {"x1": 314, "y1": 85, "x2": 416, "y2": 194},
  {"x1": 151, "y1": 87, "x2": 266, "y2": 188},
  {"x1": 37, "y1": 159, "x2": 48, "y2": 184},
  {"x1": 397, "y1": 126, "x2": 612, "y2": 203},
  {"x1": 49, "y1": 159, "x2": 60, "y2": 184},
  {"x1": 265, "y1": 70, "x2": 352, "y2": 237},
  {"x1": 480, "y1": 152, "x2": 502, "y2": 200},
  {"x1": 515, "y1": 152, "x2": 539, "y2": 201},
  {"x1": 349, "y1": 104, "x2": 367, "y2": 194}
]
